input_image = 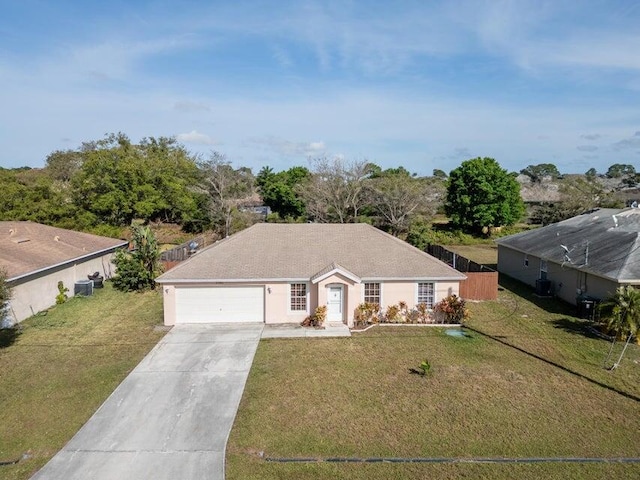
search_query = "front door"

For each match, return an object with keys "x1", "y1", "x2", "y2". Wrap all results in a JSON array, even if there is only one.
[{"x1": 327, "y1": 286, "x2": 343, "y2": 323}]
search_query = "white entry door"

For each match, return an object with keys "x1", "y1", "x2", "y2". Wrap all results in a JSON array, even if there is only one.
[{"x1": 327, "y1": 286, "x2": 343, "y2": 323}]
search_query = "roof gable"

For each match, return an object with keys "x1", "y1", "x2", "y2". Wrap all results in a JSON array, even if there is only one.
[
  {"x1": 0, "y1": 221, "x2": 127, "y2": 279},
  {"x1": 496, "y1": 208, "x2": 640, "y2": 283},
  {"x1": 158, "y1": 223, "x2": 465, "y2": 283},
  {"x1": 311, "y1": 262, "x2": 361, "y2": 284}
]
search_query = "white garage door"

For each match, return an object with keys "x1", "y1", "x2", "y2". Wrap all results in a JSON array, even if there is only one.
[{"x1": 175, "y1": 286, "x2": 264, "y2": 323}]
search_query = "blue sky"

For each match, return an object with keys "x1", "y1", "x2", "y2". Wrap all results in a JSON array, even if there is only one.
[{"x1": 1, "y1": 0, "x2": 639, "y2": 175}]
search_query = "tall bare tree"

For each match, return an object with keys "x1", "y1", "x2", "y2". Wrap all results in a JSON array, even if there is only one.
[
  {"x1": 303, "y1": 157, "x2": 373, "y2": 223},
  {"x1": 198, "y1": 152, "x2": 255, "y2": 236},
  {"x1": 369, "y1": 174, "x2": 441, "y2": 235}
]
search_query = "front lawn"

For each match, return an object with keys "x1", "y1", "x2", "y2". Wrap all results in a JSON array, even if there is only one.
[
  {"x1": 0, "y1": 283, "x2": 165, "y2": 480},
  {"x1": 227, "y1": 281, "x2": 640, "y2": 479}
]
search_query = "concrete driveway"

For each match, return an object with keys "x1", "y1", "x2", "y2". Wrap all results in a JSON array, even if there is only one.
[{"x1": 31, "y1": 323, "x2": 263, "y2": 480}]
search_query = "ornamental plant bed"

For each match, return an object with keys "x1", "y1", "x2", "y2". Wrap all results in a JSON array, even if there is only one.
[{"x1": 353, "y1": 296, "x2": 469, "y2": 329}]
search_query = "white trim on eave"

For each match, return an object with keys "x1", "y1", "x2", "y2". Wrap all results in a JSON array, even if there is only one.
[
  {"x1": 158, "y1": 274, "x2": 467, "y2": 284},
  {"x1": 311, "y1": 267, "x2": 361, "y2": 284},
  {"x1": 7, "y1": 241, "x2": 128, "y2": 285},
  {"x1": 361, "y1": 275, "x2": 467, "y2": 282},
  {"x1": 156, "y1": 277, "x2": 314, "y2": 284}
]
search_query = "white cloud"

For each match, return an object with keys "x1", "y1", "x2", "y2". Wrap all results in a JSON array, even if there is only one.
[
  {"x1": 245, "y1": 136, "x2": 326, "y2": 157},
  {"x1": 577, "y1": 145, "x2": 598, "y2": 152},
  {"x1": 580, "y1": 133, "x2": 603, "y2": 141},
  {"x1": 176, "y1": 130, "x2": 216, "y2": 145},
  {"x1": 612, "y1": 131, "x2": 640, "y2": 151},
  {"x1": 173, "y1": 101, "x2": 210, "y2": 113}
]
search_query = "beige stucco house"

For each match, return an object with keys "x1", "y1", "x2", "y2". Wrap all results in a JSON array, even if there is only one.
[
  {"x1": 0, "y1": 221, "x2": 127, "y2": 324},
  {"x1": 156, "y1": 223, "x2": 466, "y2": 327},
  {"x1": 496, "y1": 208, "x2": 640, "y2": 307}
]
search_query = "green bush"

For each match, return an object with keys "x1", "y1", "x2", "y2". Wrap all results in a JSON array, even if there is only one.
[
  {"x1": 0, "y1": 268, "x2": 12, "y2": 323},
  {"x1": 434, "y1": 294, "x2": 470, "y2": 324},
  {"x1": 301, "y1": 305, "x2": 328, "y2": 327},
  {"x1": 112, "y1": 225, "x2": 161, "y2": 292},
  {"x1": 55, "y1": 281, "x2": 69, "y2": 304}
]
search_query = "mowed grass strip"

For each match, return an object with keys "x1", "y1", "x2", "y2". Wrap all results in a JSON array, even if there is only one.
[
  {"x1": 227, "y1": 285, "x2": 640, "y2": 480},
  {"x1": 442, "y1": 243, "x2": 499, "y2": 267},
  {"x1": 0, "y1": 283, "x2": 165, "y2": 480}
]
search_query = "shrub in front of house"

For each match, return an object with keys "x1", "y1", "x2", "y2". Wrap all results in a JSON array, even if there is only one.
[
  {"x1": 433, "y1": 294, "x2": 469, "y2": 324},
  {"x1": 354, "y1": 301, "x2": 440, "y2": 327},
  {"x1": 354, "y1": 302, "x2": 381, "y2": 327},
  {"x1": 301, "y1": 305, "x2": 327, "y2": 328}
]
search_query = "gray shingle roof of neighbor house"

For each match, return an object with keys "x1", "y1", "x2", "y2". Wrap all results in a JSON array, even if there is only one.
[
  {"x1": 496, "y1": 207, "x2": 640, "y2": 283},
  {"x1": 157, "y1": 223, "x2": 466, "y2": 283},
  {"x1": 0, "y1": 221, "x2": 128, "y2": 280}
]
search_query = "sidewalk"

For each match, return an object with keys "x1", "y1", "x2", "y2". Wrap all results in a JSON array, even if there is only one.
[{"x1": 262, "y1": 323, "x2": 351, "y2": 338}]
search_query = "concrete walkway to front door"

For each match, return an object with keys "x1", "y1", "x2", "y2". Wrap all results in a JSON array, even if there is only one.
[{"x1": 31, "y1": 323, "x2": 263, "y2": 480}]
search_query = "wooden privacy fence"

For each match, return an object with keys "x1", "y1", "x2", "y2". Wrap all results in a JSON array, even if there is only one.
[
  {"x1": 426, "y1": 244, "x2": 498, "y2": 300},
  {"x1": 160, "y1": 235, "x2": 206, "y2": 264}
]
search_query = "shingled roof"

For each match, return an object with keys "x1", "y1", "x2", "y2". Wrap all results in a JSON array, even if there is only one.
[
  {"x1": 157, "y1": 223, "x2": 465, "y2": 283},
  {"x1": 0, "y1": 221, "x2": 127, "y2": 280},
  {"x1": 496, "y1": 208, "x2": 640, "y2": 283}
]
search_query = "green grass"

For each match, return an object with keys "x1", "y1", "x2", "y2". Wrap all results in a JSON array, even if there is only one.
[
  {"x1": 226, "y1": 278, "x2": 640, "y2": 479},
  {"x1": 0, "y1": 283, "x2": 165, "y2": 480},
  {"x1": 442, "y1": 244, "x2": 498, "y2": 267}
]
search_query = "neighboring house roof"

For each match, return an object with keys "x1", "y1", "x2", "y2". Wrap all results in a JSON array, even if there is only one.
[
  {"x1": 0, "y1": 221, "x2": 127, "y2": 280},
  {"x1": 496, "y1": 208, "x2": 640, "y2": 284},
  {"x1": 157, "y1": 223, "x2": 466, "y2": 283}
]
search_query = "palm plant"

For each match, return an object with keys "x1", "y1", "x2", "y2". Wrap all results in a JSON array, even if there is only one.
[{"x1": 600, "y1": 286, "x2": 640, "y2": 370}]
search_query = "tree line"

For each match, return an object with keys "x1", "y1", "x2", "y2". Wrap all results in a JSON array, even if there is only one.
[
  {"x1": 1, "y1": 132, "x2": 636, "y2": 241},
  {"x1": 0, "y1": 133, "x2": 451, "y2": 238}
]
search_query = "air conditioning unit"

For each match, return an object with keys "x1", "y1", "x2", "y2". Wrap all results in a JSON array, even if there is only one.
[
  {"x1": 535, "y1": 279, "x2": 553, "y2": 296},
  {"x1": 74, "y1": 280, "x2": 94, "y2": 297}
]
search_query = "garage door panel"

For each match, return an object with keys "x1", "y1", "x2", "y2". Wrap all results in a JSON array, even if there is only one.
[{"x1": 175, "y1": 287, "x2": 264, "y2": 323}]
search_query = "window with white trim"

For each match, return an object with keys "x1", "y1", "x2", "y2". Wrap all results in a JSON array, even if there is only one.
[
  {"x1": 364, "y1": 283, "x2": 381, "y2": 305},
  {"x1": 290, "y1": 283, "x2": 307, "y2": 311},
  {"x1": 540, "y1": 259, "x2": 548, "y2": 280},
  {"x1": 417, "y1": 282, "x2": 435, "y2": 308}
]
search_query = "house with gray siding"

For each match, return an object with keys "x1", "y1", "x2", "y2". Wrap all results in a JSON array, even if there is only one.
[{"x1": 496, "y1": 208, "x2": 640, "y2": 306}]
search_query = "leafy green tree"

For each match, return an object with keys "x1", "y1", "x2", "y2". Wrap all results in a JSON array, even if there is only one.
[
  {"x1": 585, "y1": 167, "x2": 597, "y2": 179},
  {"x1": 112, "y1": 225, "x2": 161, "y2": 292},
  {"x1": 45, "y1": 150, "x2": 85, "y2": 182},
  {"x1": 606, "y1": 163, "x2": 636, "y2": 178},
  {"x1": 257, "y1": 166, "x2": 310, "y2": 219},
  {"x1": 72, "y1": 133, "x2": 203, "y2": 227},
  {"x1": 445, "y1": 157, "x2": 524, "y2": 234},
  {"x1": 405, "y1": 217, "x2": 433, "y2": 250},
  {"x1": 600, "y1": 286, "x2": 640, "y2": 370},
  {"x1": 520, "y1": 163, "x2": 560, "y2": 183},
  {"x1": 0, "y1": 168, "x2": 89, "y2": 229},
  {"x1": 432, "y1": 169, "x2": 448, "y2": 180}
]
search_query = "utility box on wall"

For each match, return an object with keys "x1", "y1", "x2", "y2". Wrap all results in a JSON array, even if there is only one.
[
  {"x1": 535, "y1": 279, "x2": 553, "y2": 296},
  {"x1": 577, "y1": 296, "x2": 599, "y2": 321}
]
